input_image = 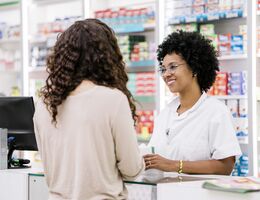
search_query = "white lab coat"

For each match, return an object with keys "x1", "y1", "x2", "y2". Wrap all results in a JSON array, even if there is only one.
[{"x1": 149, "y1": 92, "x2": 242, "y2": 161}]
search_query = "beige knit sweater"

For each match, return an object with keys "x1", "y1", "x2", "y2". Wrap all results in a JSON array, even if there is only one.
[{"x1": 33, "y1": 85, "x2": 144, "y2": 200}]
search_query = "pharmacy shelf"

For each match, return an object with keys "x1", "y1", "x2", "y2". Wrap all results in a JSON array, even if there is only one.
[
  {"x1": 218, "y1": 54, "x2": 247, "y2": 60},
  {"x1": 126, "y1": 60, "x2": 155, "y2": 73},
  {"x1": 168, "y1": 9, "x2": 244, "y2": 25},
  {"x1": 112, "y1": 23, "x2": 155, "y2": 34},
  {"x1": 127, "y1": 66, "x2": 155, "y2": 73},
  {"x1": 0, "y1": 69, "x2": 20, "y2": 74},
  {"x1": 257, "y1": 10, "x2": 260, "y2": 16},
  {"x1": 0, "y1": 0, "x2": 19, "y2": 10},
  {"x1": 32, "y1": 0, "x2": 80, "y2": 6},
  {"x1": 213, "y1": 95, "x2": 247, "y2": 100},
  {"x1": 0, "y1": 38, "x2": 20, "y2": 44},
  {"x1": 28, "y1": 67, "x2": 46, "y2": 72},
  {"x1": 28, "y1": 67, "x2": 47, "y2": 79},
  {"x1": 134, "y1": 95, "x2": 155, "y2": 103}
]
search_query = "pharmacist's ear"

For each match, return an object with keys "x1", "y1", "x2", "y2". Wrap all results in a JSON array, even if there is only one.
[{"x1": 192, "y1": 73, "x2": 197, "y2": 77}]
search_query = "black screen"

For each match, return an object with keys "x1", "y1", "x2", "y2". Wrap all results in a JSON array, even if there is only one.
[{"x1": 0, "y1": 97, "x2": 37, "y2": 151}]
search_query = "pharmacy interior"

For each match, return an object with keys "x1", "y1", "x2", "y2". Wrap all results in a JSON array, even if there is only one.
[{"x1": 0, "y1": 0, "x2": 260, "y2": 199}]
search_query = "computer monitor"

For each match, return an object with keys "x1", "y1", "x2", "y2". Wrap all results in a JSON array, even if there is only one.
[{"x1": 0, "y1": 96, "x2": 38, "y2": 168}]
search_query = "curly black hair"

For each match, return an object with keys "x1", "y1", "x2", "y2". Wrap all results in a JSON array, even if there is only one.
[
  {"x1": 40, "y1": 18, "x2": 136, "y2": 124},
  {"x1": 157, "y1": 30, "x2": 219, "y2": 92}
]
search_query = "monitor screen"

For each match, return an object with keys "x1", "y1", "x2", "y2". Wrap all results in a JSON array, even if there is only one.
[{"x1": 0, "y1": 97, "x2": 37, "y2": 151}]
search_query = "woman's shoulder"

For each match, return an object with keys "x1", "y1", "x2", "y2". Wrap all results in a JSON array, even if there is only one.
[
  {"x1": 96, "y1": 86, "x2": 126, "y2": 98},
  {"x1": 204, "y1": 95, "x2": 230, "y2": 114}
]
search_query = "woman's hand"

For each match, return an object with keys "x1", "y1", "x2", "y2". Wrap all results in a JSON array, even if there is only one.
[{"x1": 143, "y1": 154, "x2": 178, "y2": 172}]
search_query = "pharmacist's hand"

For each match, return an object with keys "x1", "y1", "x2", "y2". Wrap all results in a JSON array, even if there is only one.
[{"x1": 143, "y1": 154, "x2": 177, "y2": 172}]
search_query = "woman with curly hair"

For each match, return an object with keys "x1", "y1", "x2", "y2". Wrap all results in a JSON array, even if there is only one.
[
  {"x1": 33, "y1": 19, "x2": 144, "y2": 199},
  {"x1": 144, "y1": 30, "x2": 241, "y2": 175}
]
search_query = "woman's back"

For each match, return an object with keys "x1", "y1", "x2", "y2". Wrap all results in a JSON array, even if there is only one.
[{"x1": 34, "y1": 85, "x2": 144, "y2": 200}]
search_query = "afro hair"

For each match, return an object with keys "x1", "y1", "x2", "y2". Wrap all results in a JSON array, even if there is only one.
[{"x1": 157, "y1": 30, "x2": 219, "y2": 92}]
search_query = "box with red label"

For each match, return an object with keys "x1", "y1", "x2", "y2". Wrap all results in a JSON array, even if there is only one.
[
  {"x1": 136, "y1": 111, "x2": 154, "y2": 134},
  {"x1": 192, "y1": 0, "x2": 206, "y2": 6},
  {"x1": 218, "y1": 33, "x2": 231, "y2": 43},
  {"x1": 218, "y1": 43, "x2": 231, "y2": 56},
  {"x1": 192, "y1": 5, "x2": 205, "y2": 15},
  {"x1": 213, "y1": 72, "x2": 228, "y2": 95},
  {"x1": 207, "y1": 0, "x2": 219, "y2": 4},
  {"x1": 94, "y1": 10, "x2": 105, "y2": 19},
  {"x1": 219, "y1": 0, "x2": 232, "y2": 11},
  {"x1": 205, "y1": 3, "x2": 219, "y2": 13}
]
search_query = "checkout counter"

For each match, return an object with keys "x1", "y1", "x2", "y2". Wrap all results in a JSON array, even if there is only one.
[{"x1": 1, "y1": 169, "x2": 260, "y2": 200}]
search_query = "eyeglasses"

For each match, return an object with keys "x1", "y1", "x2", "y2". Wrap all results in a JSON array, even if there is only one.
[{"x1": 157, "y1": 63, "x2": 185, "y2": 76}]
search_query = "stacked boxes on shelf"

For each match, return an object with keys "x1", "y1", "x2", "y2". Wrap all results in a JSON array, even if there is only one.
[
  {"x1": 94, "y1": 7, "x2": 155, "y2": 28},
  {"x1": 200, "y1": 24, "x2": 246, "y2": 55},
  {"x1": 209, "y1": 71, "x2": 228, "y2": 95},
  {"x1": 0, "y1": 22, "x2": 21, "y2": 71},
  {"x1": 218, "y1": 33, "x2": 244, "y2": 55},
  {"x1": 226, "y1": 99, "x2": 248, "y2": 144},
  {"x1": 221, "y1": 96, "x2": 248, "y2": 176},
  {"x1": 228, "y1": 71, "x2": 247, "y2": 95},
  {"x1": 0, "y1": 49, "x2": 20, "y2": 71},
  {"x1": 166, "y1": 0, "x2": 246, "y2": 24},
  {"x1": 36, "y1": 16, "x2": 81, "y2": 37},
  {"x1": 30, "y1": 16, "x2": 81, "y2": 68},
  {"x1": 166, "y1": 23, "x2": 198, "y2": 34},
  {"x1": 208, "y1": 71, "x2": 247, "y2": 96},
  {"x1": 118, "y1": 35, "x2": 156, "y2": 64},
  {"x1": 127, "y1": 72, "x2": 156, "y2": 97},
  {"x1": 0, "y1": 23, "x2": 20, "y2": 40},
  {"x1": 136, "y1": 111, "x2": 154, "y2": 137},
  {"x1": 31, "y1": 45, "x2": 51, "y2": 68},
  {"x1": 169, "y1": 23, "x2": 246, "y2": 55},
  {"x1": 199, "y1": 24, "x2": 218, "y2": 48},
  {"x1": 232, "y1": 154, "x2": 249, "y2": 176}
]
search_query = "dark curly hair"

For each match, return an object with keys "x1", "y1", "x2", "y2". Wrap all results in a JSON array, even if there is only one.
[
  {"x1": 40, "y1": 18, "x2": 136, "y2": 124},
  {"x1": 157, "y1": 30, "x2": 219, "y2": 92}
]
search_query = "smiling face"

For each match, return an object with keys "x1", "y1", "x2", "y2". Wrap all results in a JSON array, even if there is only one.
[{"x1": 161, "y1": 53, "x2": 198, "y2": 94}]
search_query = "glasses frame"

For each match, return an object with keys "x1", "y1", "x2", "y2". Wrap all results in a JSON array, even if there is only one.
[{"x1": 157, "y1": 63, "x2": 186, "y2": 76}]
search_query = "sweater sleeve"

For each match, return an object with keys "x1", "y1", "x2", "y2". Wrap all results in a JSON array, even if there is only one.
[{"x1": 111, "y1": 94, "x2": 144, "y2": 180}]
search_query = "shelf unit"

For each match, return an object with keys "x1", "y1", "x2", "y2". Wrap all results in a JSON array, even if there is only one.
[
  {"x1": 26, "y1": 0, "x2": 85, "y2": 98},
  {"x1": 256, "y1": 0, "x2": 260, "y2": 177},
  {"x1": 218, "y1": 54, "x2": 247, "y2": 60},
  {"x1": 0, "y1": 0, "x2": 22, "y2": 96},
  {"x1": 161, "y1": 0, "x2": 258, "y2": 177},
  {"x1": 87, "y1": 0, "x2": 158, "y2": 141}
]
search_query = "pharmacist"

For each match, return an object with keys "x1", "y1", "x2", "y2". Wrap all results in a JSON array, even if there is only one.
[{"x1": 144, "y1": 31, "x2": 241, "y2": 175}]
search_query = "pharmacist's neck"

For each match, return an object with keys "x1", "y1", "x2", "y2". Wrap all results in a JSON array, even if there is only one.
[{"x1": 179, "y1": 88, "x2": 202, "y2": 110}]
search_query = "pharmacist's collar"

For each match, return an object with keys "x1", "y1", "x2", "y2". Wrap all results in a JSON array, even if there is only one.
[{"x1": 174, "y1": 92, "x2": 207, "y2": 117}]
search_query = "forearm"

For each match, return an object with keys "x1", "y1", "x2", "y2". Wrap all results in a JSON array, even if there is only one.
[
  {"x1": 181, "y1": 157, "x2": 235, "y2": 175},
  {"x1": 144, "y1": 154, "x2": 235, "y2": 175}
]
